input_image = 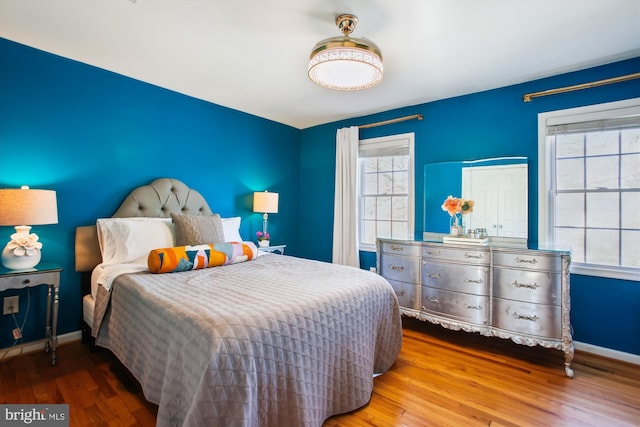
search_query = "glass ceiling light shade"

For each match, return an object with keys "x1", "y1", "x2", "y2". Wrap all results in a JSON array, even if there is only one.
[{"x1": 308, "y1": 14, "x2": 383, "y2": 91}]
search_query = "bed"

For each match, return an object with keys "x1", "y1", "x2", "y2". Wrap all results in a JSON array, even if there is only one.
[{"x1": 75, "y1": 178, "x2": 402, "y2": 427}]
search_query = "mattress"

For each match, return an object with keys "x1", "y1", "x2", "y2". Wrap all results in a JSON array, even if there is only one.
[{"x1": 82, "y1": 294, "x2": 94, "y2": 329}]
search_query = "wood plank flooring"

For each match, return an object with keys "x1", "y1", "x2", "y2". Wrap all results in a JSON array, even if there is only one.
[
  {"x1": 1, "y1": 317, "x2": 638, "y2": 426},
  {"x1": 326, "y1": 318, "x2": 640, "y2": 426}
]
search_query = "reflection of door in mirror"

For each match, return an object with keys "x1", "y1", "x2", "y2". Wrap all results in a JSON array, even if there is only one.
[{"x1": 462, "y1": 164, "x2": 527, "y2": 237}]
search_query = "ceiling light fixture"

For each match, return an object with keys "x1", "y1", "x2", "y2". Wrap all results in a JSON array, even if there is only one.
[{"x1": 308, "y1": 14, "x2": 383, "y2": 91}]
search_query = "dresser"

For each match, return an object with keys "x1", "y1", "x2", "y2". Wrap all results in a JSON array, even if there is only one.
[{"x1": 377, "y1": 238, "x2": 573, "y2": 377}]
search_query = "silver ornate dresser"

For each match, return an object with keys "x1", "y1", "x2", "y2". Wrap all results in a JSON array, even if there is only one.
[{"x1": 377, "y1": 238, "x2": 573, "y2": 377}]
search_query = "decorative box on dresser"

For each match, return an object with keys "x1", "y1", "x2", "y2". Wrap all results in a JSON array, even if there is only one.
[{"x1": 377, "y1": 238, "x2": 573, "y2": 377}]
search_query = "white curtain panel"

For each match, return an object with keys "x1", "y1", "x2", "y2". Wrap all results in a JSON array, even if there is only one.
[{"x1": 332, "y1": 126, "x2": 360, "y2": 267}]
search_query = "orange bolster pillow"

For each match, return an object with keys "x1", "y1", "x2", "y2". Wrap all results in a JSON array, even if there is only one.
[{"x1": 148, "y1": 242, "x2": 258, "y2": 274}]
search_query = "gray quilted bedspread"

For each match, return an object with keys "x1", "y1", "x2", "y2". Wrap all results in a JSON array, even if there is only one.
[{"x1": 93, "y1": 254, "x2": 402, "y2": 427}]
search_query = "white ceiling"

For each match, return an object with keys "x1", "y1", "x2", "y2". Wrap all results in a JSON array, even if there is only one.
[{"x1": 1, "y1": 0, "x2": 639, "y2": 129}]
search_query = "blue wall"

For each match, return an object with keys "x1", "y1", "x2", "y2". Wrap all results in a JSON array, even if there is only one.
[
  {"x1": 299, "y1": 57, "x2": 640, "y2": 355},
  {"x1": 0, "y1": 38, "x2": 301, "y2": 348},
  {"x1": 1, "y1": 35, "x2": 638, "y2": 357}
]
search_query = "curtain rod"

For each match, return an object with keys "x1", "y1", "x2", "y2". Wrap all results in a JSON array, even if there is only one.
[
  {"x1": 522, "y1": 72, "x2": 640, "y2": 102},
  {"x1": 358, "y1": 114, "x2": 423, "y2": 129}
]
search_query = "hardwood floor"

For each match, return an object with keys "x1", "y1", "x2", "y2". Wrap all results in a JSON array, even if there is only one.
[
  {"x1": 326, "y1": 318, "x2": 640, "y2": 426},
  {"x1": 1, "y1": 317, "x2": 638, "y2": 426}
]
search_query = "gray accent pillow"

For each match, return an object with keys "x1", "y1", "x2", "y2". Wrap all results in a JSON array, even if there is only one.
[{"x1": 171, "y1": 213, "x2": 224, "y2": 246}]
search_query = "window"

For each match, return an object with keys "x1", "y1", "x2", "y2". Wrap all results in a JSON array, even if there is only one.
[
  {"x1": 539, "y1": 98, "x2": 640, "y2": 281},
  {"x1": 358, "y1": 133, "x2": 415, "y2": 251}
]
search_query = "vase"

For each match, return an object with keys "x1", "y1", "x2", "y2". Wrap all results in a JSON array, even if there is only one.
[
  {"x1": 258, "y1": 240, "x2": 270, "y2": 248},
  {"x1": 450, "y1": 214, "x2": 461, "y2": 236},
  {"x1": 1, "y1": 246, "x2": 40, "y2": 270}
]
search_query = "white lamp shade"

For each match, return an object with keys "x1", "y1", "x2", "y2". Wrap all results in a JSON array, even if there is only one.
[
  {"x1": 253, "y1": 191, "x2": 279, "y2": 214},
  {"x1": 307, "y1": 15, "x2": 383, "y2": 91},
  {"x1": 308, "y1": 45, "x2": 383, "y2": 91},
  {"x1": 0, "y1": 188, "x2": 58, "y2": 226}
]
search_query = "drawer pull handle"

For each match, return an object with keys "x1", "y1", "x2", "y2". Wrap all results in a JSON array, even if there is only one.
[
  {"x1": 512, "y1": 280, "x2": 539, "y2": 290},
  {"x1": 390, "y1": 245, "x2": 404, "y2": 251},
  {"x1": 426, "y1": 298, "x2": 439, "y2": 305},
  {"x1": 464, "y1": 253, "x2": 483, "y2": 259},
  {"x1": 514, "y1": 312, "x2": 539, "y2": 322},
  {"x1": 515, "y1": 257, "x2": 538, "y2": 265},
  {"x1": 23, "y1": 279, "x2": 31, "y2": 284},
  {"x1": 464, "y1": 277, "x2": 484, "y2": 284},
  {"x1": 465, "y1": 304, "x2": 482, "y2": 311},
  {"x1": 427, "y1": 251, "x2": 441, "y2": 256},
  {"x1": 425, "y1": 272, "x2": 441, "y2": 279},
  {"x1": 390, "y1": 265, "x2": 404, "y2": 272},
  {"x1": 396, "y1": 290, "x2": 405, "y2": 297}
]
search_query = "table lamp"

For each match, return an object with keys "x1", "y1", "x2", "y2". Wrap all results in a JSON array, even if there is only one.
[
  {"x1": 0, "y1": 186, "x2": 58, "y2": 270},
  {"x1": 253, "y1": 191, "x2": 279, "y2": 235}
]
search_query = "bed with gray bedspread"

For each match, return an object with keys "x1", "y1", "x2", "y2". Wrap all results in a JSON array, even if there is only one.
[{"x1": 93, "y1": 253, "x2": 402, "y2": 426}]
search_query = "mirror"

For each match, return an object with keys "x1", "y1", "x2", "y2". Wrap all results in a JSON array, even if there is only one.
[{"x1": 424, "y1": 157, "x2": 528, "y2": 238}]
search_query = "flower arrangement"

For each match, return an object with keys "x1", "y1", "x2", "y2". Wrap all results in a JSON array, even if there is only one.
[
  {"x1": 7, "y1": 230, "x2": 42, "y2": 257},
  {"x1": 441, "y1": 195, "x2": 474, "y2": 216},
  {"x1": 256, "y1": 231, "x2": 270, "y2": 241},
  {"x1": 441, "y1": 196, "x2": 474, "y2": 236}
]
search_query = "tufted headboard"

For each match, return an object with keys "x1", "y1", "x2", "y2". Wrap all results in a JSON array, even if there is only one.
[{"x1": 75, "y1": 178, "x2": 213, "y2": 272}]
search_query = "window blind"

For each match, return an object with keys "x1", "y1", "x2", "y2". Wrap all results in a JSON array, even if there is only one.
[
  {"x1": 547, "y1": 115, "x2": 640, "y2": 135},
  {"x1": 359, "y1": 137, "x2": 411, "y2": 157}
]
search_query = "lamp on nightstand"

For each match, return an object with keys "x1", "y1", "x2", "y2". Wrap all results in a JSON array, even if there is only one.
[
  {"x1": 253, "y1": 191, "x2": 279, "y2": 236},
  {"x1": 0, "y1": 186, "x2": 58, "y2": 270}
]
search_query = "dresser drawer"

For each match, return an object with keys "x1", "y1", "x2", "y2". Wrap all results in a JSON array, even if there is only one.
[
  {"x1": 494, "y1": 268, "x2": 561, "y2": 305},
  {"x1": 492, "y1": 298, "x2": 561, "y2": 339},
  {"x1": 493, "y1": 251, "x2": 563, "y2": 272},
  {"x1": 421, "y1": 286, "x2": 489, "y2": 325},
  {"x1": 422, "y1": 261, "x2": 489, "y2": 295},
  {"x1": 0, "y1": 271, "x2": 58, "y2": 292},
  {"x1": 422, "y1": 245, "x2": 489, "y2": 266},
  {"x1": 387, "y1": 279, "x2": 419, "y2": 310},
  {"x1": 380, "y1": 241, "x2": 421, "y2": 257},
  {"x1": 379, "y1": 254, "x2": 420, "y2": 283}
]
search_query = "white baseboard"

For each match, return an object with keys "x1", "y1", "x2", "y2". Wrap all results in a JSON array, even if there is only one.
[
  {"x1": 574, "y1": 340, "x2": 640, "y2": 366},
  {"x1": 0, "y1": 330, "x2": 82, "y2": 361}
]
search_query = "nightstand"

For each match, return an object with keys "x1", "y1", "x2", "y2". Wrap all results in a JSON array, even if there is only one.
[
  {"x1": 0, "y1": 262, "x2": 62, "y2": 365},
  {"x1": 258, "y1": 244, "x2": 286, "y2": 255}
]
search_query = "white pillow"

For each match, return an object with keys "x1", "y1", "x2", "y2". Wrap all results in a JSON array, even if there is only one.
[
  {"x1": 221, "y1": 217, "x2": 242, "y2": 242},
  {"x1": 96, "y1": 217, "x2": 176, "y2": 266}
]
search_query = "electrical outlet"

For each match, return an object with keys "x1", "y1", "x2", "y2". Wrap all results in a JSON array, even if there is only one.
[{"x1": 3, "y1": 296, "x2": 19, "y2": 315}]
